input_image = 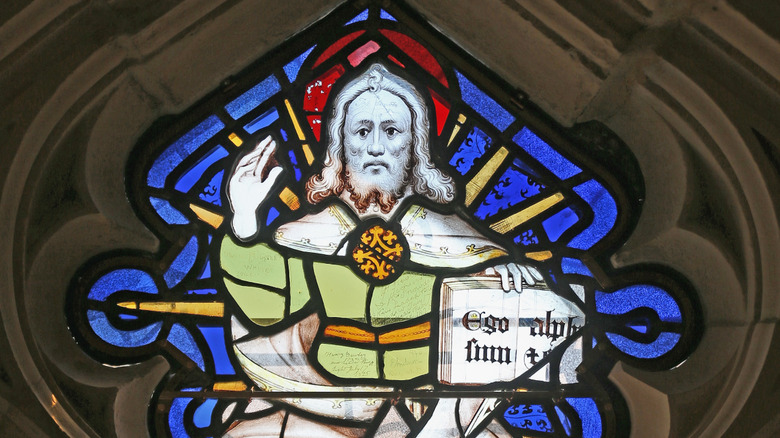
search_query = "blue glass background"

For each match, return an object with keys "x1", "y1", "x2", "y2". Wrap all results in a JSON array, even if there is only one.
[
  {"x1": 561, "y1": 257, "x2": 593, "y2": 277},
  {"x1": 168, "y1": 323, "x2": 205, "y2": 371},
  {"x1": 568, "y1": 179, "x2": 617, "y2": 250},
  {"x1": 504, "y1": 404, "x2": 554, "y2": 433},
  {"x1": 344, "y1": 9, "x2": 369, "y2": 26},
  {"x1": 87, "y1": 310, "x2": 162, "y2": 348},
  {"x1": 542, "y1": 207, "x2": 579, "y2": 242},
  {"x1": 199, "y1": 170, "x2": 223, "y2": 206},
  {"x1": 198, "y1": 326, "x2": 236, "y2": 375},
  {"x1": 513, "y1": 127, "x2": 581, "y2": 180},
  {"x1": 168, "y1": 397, "x2": 192, "y2": 438},
  {"x1": 566, "y1": 398, "x2": 602, "y2": 438},
  {"x1": 150, "y1": 197, "x2": 189, "y2": 225},
  {"x1": 380, "y1": 9, "x2": 397, "y2": 21},
  {"x1": 449, "y1": 126, "x2": 493, "y2": 175},
  {"x1": 596, "y1": 285, "x2": 682, "y2": 323},
  {"x1": 455, "y1": 70, "x2": 515, "y2": 131},
  {"x1": 193, "y1": 399, "x2": 218, "y2": 429},
  {"x1": 224, "y1": 75, "x2": 281, "y2": 120},
  {"x1": 148, "y1": 116, "x2": 224, "y2": 188},
  {"x1": 175, "y1": 145, "x2": 229, "y2": 193},
  {"x1": 475, "y1": 160, "x2": 544, "y2": 220},
  {"x1": 164, "y1": 236, "x2": 199, "y2": 288},
  {"x1": 606, "y1": 332, "x2": 681, "y2": 359},
  {"x1": 244, "y1": 107, "x2": 279, "y2": 134},
  {"x1": 283, "y1": 46, "x2": 316, "y2": 83},
  {"x1": 88, "y1": 269, "x2": 157, "y2": 301}
]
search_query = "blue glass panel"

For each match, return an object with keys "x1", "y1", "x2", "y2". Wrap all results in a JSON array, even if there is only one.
[
  {"x1": 566, "y1": 398, "x2": 602, "y2": 438},
  {"x1": 513, "y1": 127, "x2": 581, "y2": 180},
  {"x1": 193, "y1": 399, "x2": 217, "y2": 429},
  {"x1": 87, "y1": 310, "x2": 162, "y2": 347},
  {"x1": 627, "y1": 321, "x2": 649, "y2": 334},
  {"x1": 169, "y1": 397, "x2": 192, "y2": 438},
  {"x1": 380, "y1": 9, "x2": 397, "y2": 21},
  {"x1": 475, "y1": 161, "x2": 544, "y2": 220},
  {"x1": 88, "y1": 269, "x2": 157, "y2": 301},
  {"x1": 561, "y1": 257, "x2": 593, "y2": 277},
  {"x1": 225, "y1": 75, "x2": 281, "y2": 120},
  {"x1": 504, "y1": 404, "x2": 554, "y2": 433},
  {"x1": 243, "y1": 107, "x2": 280, "y2": 134},
  {"x1": 449, "y1": 127, "x2": 493, "y2": 175},
  {"x1": 514, "y1": 229, "x2": 539, "y2": 246},
  {"x1": 164, "y1": 236, "x2": 199, "y2": 288},
  {"x1": 199, "y1": 170, "x2": 223, "y2": 206},
  {"x1": 188, "y1": 288, "x2": 217, "y2": 295},
  {"x1": 148, "y1": 116, "x2": 224, "y2": 188},
  {"x1": 175, "y1": 145, "x2": 229, "y2": 193},
  {"x1": 283, "y1": 46, "x2": 316, "y2": 83},
  {"x1": 555, "y1": 406, "x2": 573, "y2": 436},
  {"x1": 455, "y1": 70, "x2": 515, "y2": 131},
  {"x1": 118, "y1": 314, "x2": 138, "y2": 320},
  {"x1": 288, "y1": 150, "x2": 302, "y2": 181},
  {"x1": 344, "y1": 9, "x2": 369, "y2": 26},
  {"x1": 606, "y1": 332, "x2": 681, "y2": 359},
  {"x1": 266, "y1": 207, "x2": 280, "y2": 226},
  {"x1": 198, "y1": 326, "x2": 236, "y2": 375},
  {"x1": 543, "y1": 207, "x2": 579, "y2": 242},
  {"x1": 595, "y1": 285, "x2": 682, "y2": 323},
  {"x1": 150, "y1": 197, "x2": 189, "y2": 225},
  {"x1": 198, "y1": 257, "x2": 211, "y2": 280},
  {"x1": 168, "y1": 323, "x2": 205, "y2": 371},
  {"x1": 280, "y1": 128, "x2": 288, "y2": 141},
  {"x1": 568, "y1": 179, "x2": 617, "y2": 250}
]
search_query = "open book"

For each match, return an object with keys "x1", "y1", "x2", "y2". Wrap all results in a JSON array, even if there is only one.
[{"x1": 438, "y1": 276, "x2": 584, "y2": 385}]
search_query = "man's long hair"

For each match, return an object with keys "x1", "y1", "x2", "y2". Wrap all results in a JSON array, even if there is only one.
[{"x1": 306, "y1": 63, "x2": 455, "y2": 207}]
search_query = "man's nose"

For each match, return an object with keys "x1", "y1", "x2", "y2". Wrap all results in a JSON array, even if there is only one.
[{"x1": 367, "y1": 131, "x2": 385, "y2": 156}]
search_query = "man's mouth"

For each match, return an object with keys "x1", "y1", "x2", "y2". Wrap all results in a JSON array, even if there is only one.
[{"x1": 363, "y1": 161, "x2": 389, "y2": 170}]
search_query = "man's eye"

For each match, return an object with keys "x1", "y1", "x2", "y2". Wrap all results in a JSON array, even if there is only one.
[
  {"x1": 357, "y1": 128, "x2": 369, "y2": 138},
  {"x1": 385, "y1": 127, "x2": 398, "y2": 136}
]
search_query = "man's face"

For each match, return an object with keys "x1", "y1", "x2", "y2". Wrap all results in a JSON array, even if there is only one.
[{"x1": 343, "y1": 89, "x2": 413, "y2": 196}]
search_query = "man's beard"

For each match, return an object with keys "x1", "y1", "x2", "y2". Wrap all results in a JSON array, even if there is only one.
[{"x1": 345, "y1": 169, "x2": 408, "y2": 214}]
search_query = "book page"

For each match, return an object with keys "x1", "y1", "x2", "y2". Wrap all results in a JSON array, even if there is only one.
[{"x1": 439, "y1": 277, "x2": 584, "y2": 385}]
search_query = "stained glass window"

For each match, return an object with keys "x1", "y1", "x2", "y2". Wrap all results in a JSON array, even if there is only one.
[{"x1": 67, "y1": 4, "x2": 701, "y2": 437}]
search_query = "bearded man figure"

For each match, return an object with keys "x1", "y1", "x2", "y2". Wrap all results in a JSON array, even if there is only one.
[
  {"x1": 306, "y1": 63, "x2": 454, "y2": 215},
  {"x1": 220, "y1": 63, "x2": 543, "y2": 437}
]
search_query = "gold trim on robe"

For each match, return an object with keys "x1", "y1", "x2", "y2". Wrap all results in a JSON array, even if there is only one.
[
  {"x1": 274, "y1": 204, "x2": 356, "y2": 255},
  {"x1": 399, "y1": 205, "x2": 508, "y2": 268},
  {"x1": 274, "y1": 202, "x2": 508, "y2": 268}
]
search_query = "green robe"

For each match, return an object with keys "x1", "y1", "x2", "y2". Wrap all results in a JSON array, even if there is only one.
[{"x1": 219, "y1": 202, "x2": 508, "y2": 383}]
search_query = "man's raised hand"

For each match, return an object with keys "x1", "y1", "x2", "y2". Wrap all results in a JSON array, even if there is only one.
[
  {"x1": 228, "y1": 136, "x2": 283, "y2": 240},
  {"x1": 485, "y1": 263, "x2": 545, "y2": 293}
]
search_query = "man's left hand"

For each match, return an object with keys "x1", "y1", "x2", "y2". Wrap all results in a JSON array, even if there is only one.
[{"x1": 485, "y1": 263, "x2": 544, "y2": 293}]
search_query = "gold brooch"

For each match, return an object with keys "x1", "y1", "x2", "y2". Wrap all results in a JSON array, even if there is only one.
[{"x1": 351, "y1": 223, "x2": 406, "y2": 283}]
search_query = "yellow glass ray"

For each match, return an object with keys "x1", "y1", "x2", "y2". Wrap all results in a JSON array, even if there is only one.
[
  {"x1": 228, "y1": 133, "x2": 243, "y2": 146},
  {"x1": 447, "y1": 125, "x2": 461, "y2": 147},
  {"x1": 301, "y1": 144, "x2": 315, "y2": 165},
  {"x1": 190, "y1": 204, "x2": 224, "y2": 229},
  {"x1": 465, "y1": 146, "x2": 509, "y2": 206},
  {"x1": 212, "y1": 381, "x2": 248, "y2": 392},
  {"x1": 279, "y1": 187, "x2": 301, "y2": 210},
  {"x1": 525, "y1": 250, "x2": 553, "y2": 261},
  {"x1": 489, "y1": 192, "x2": 565, "y2": 234},
  {"x1": 117, "y1": 301, "x2": 224, "y2": 317},
  {"x1": 284, "y1": 99, "x2": 306, "y2": 141}
]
